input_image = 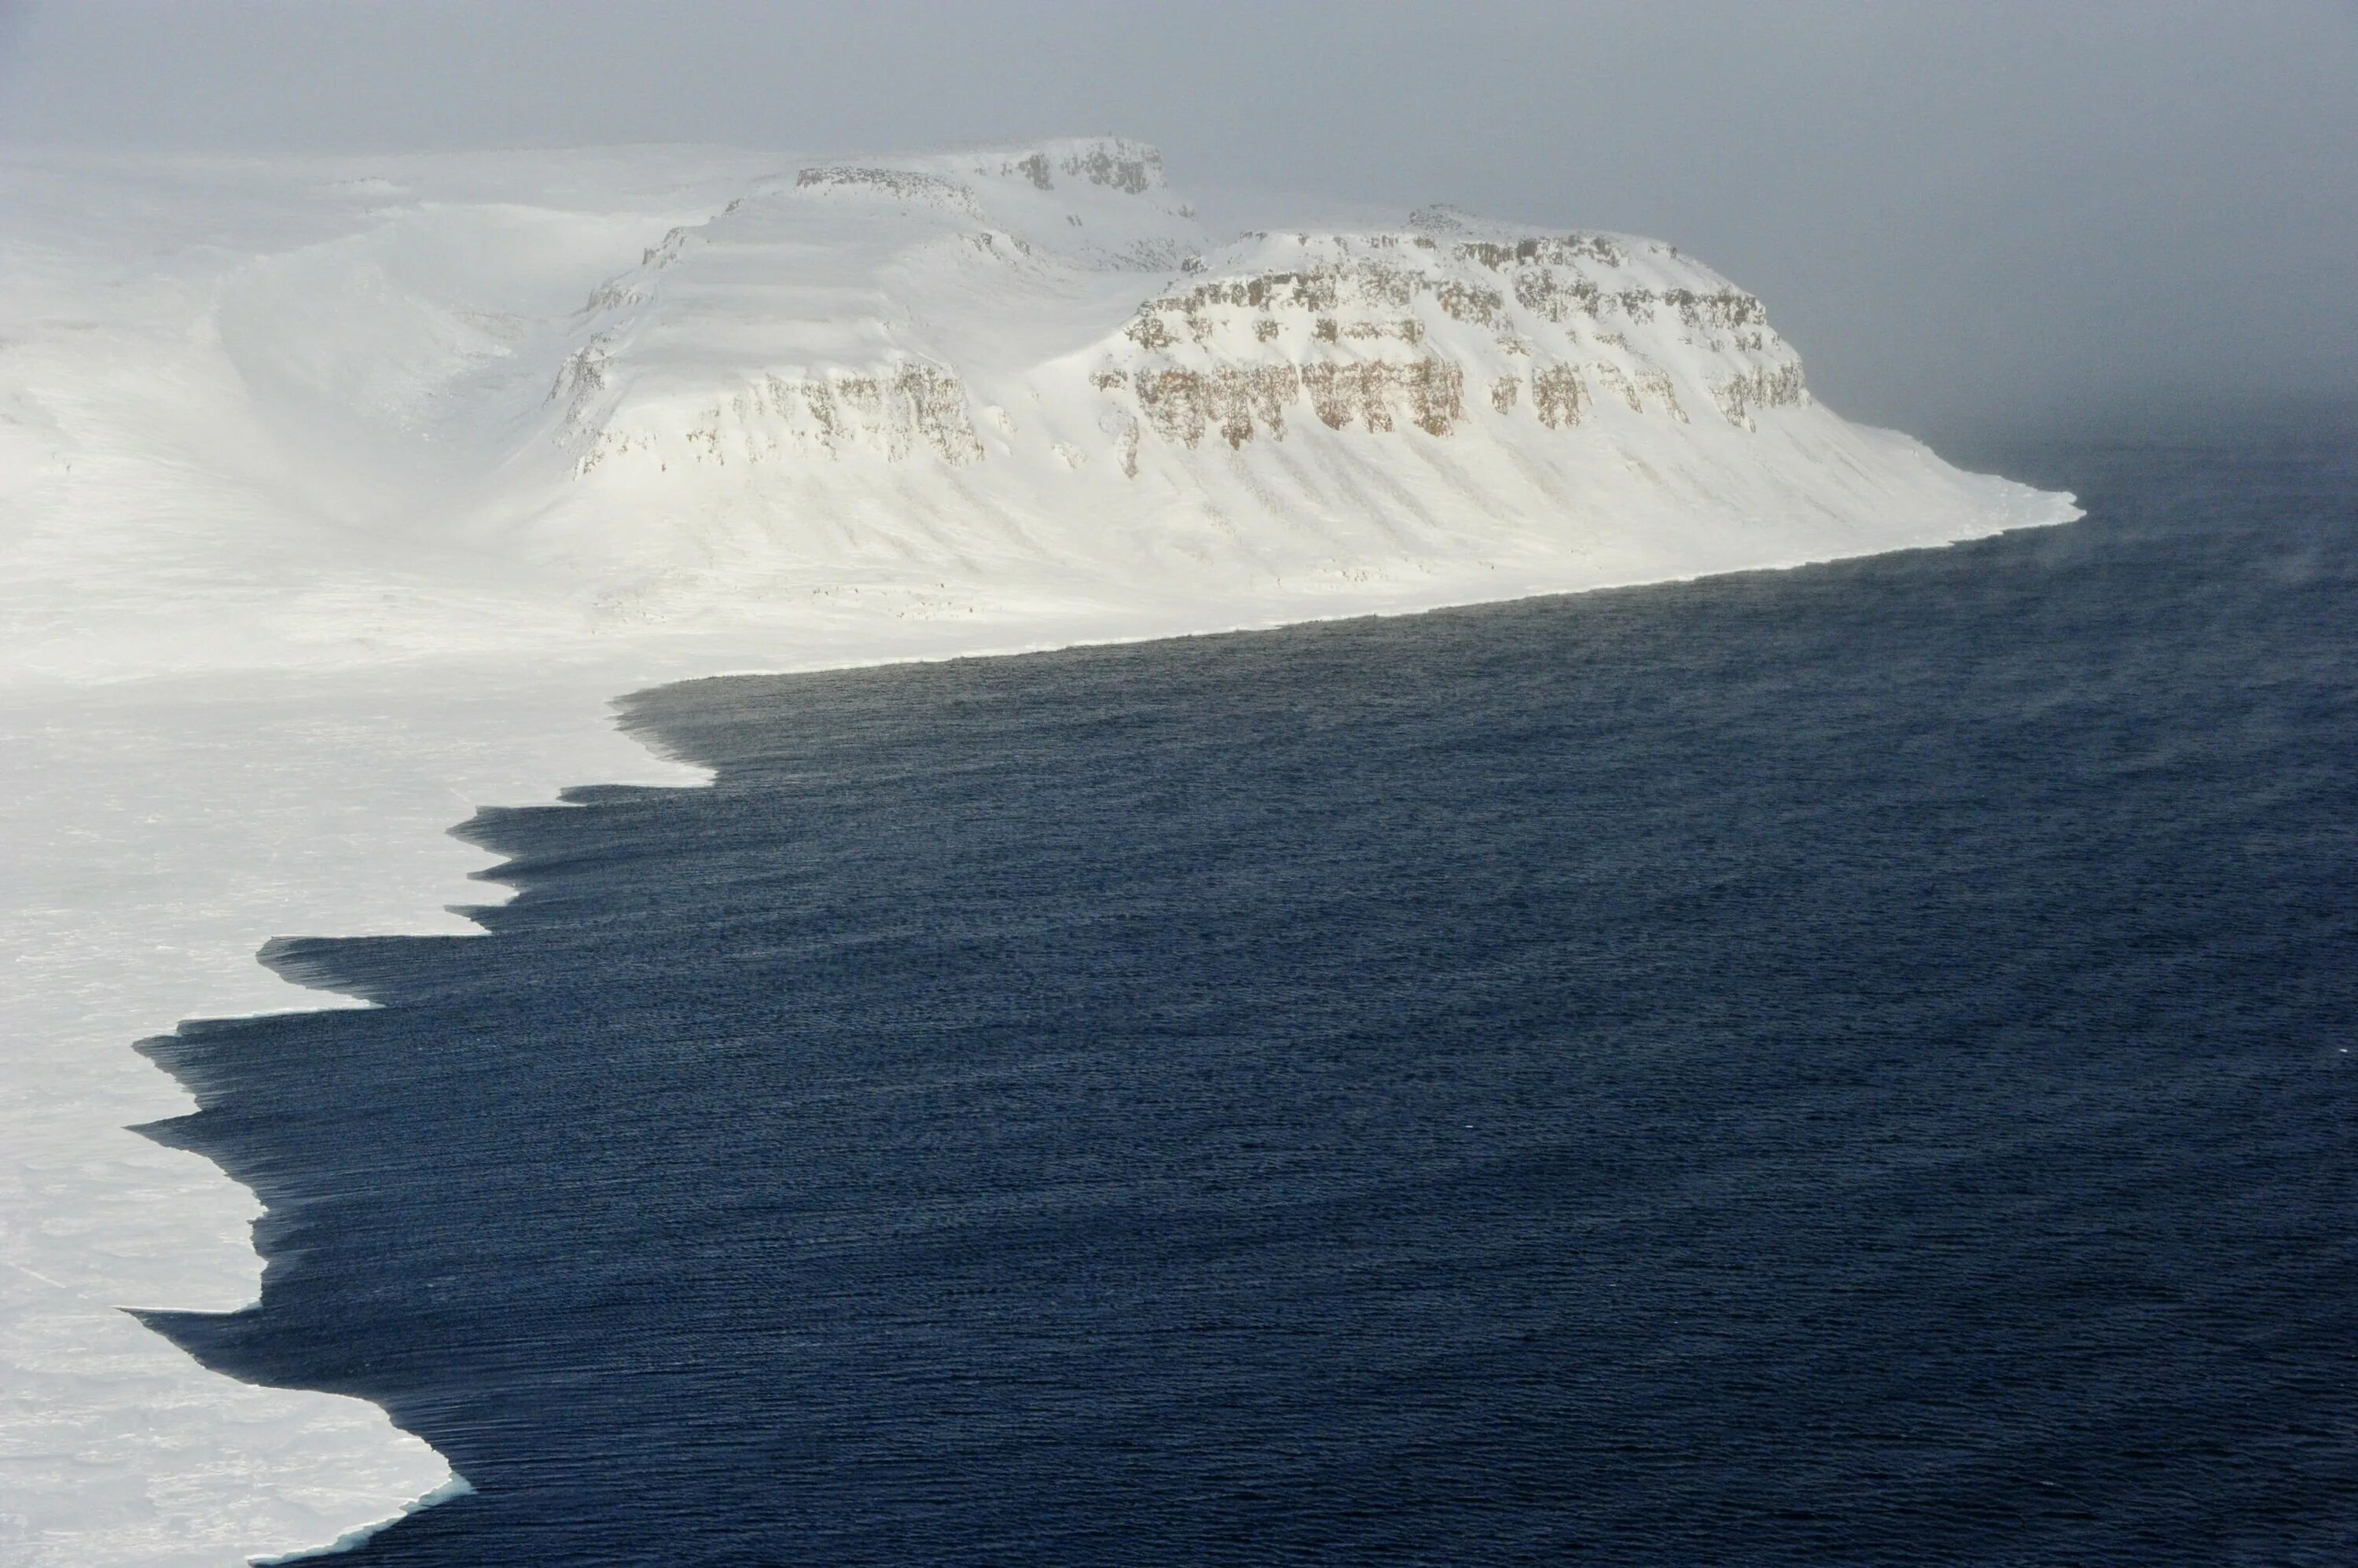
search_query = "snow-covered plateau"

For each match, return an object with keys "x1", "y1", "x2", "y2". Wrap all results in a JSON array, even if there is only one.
[{"x1": 0, "y1": 139, "x2": 2075, "y2": 1565}]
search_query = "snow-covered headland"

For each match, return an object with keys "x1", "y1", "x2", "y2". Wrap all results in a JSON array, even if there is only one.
[{"x1": 0, "y1": 140, "x2": 2073, "y2": 1565}]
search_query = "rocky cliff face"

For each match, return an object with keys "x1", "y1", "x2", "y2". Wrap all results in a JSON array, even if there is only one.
[{"x1": 1088, "y1": 220, "x2": 1802, "y2": 460}]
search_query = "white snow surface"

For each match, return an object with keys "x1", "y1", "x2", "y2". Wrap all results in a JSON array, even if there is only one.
[{"x1": 0, "y1": 141, "x2": 2076, "y2": 1565}]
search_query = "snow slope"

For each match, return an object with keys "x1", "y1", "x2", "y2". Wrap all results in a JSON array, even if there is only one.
[{"x1": 0, "y1": 141, "x2": 2074, "y2": 1566}]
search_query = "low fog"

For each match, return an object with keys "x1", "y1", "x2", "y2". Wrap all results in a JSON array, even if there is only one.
[{"x1": 2, "y1": 0, "x2": 2350, "y2": 444}]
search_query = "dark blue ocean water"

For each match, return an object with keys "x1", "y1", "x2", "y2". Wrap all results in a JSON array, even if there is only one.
[{"x1": 142, "y1": 437, "x2": 2358, "y2": 1565}]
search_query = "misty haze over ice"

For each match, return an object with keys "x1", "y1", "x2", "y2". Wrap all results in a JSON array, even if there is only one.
[{"x1": 4, "y1": 0, "x2": 2351, "y2": 442}]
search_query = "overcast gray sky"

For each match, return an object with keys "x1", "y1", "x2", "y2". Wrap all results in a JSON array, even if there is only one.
[{"x1": 2, "y1": 0, "x2": 2350, "y2": 442}]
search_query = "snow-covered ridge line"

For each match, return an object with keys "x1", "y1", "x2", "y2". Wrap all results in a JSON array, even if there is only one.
[{"x1": 0, "y1": 139, "x2": 2073, "y2": 1566}]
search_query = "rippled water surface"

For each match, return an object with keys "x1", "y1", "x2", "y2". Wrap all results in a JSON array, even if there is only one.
[{"x1": 145, "y1": 438, "x2": 2358, "y2": 1564}]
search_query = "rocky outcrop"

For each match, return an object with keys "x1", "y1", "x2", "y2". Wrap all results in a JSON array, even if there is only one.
[
  {"x1": 1709, "y1": 362, "x2": 1809, "y2": 429},
  {"x1": 1530, "y1": 364, "x2": 1589, "y2": 428},
  {"x1": 793, "y1": 166, "x2": 985, "y2": 218},
  {"x1": 1084, "y1": 224, "x2": 1782, "y2": 462},
  {"x1": 1056, "y1": 141, "x2": 1164, "y2": 193},
  {"x1": 1106, "y1": 357, "x2": 1472, "y2": 448},
  {"x1": 575, "y1": 365, "x2": 985, "y2": 475}
]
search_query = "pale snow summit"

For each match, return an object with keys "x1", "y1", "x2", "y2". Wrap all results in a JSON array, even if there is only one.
[
  {"x1": 503, "y1": 137, "x2": 2059, "y2": 604},
  {"x1": 2, "y1": 137, "x2": 2073, "y2": 676}
]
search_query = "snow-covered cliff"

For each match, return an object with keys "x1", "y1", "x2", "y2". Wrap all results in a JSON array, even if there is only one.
[
  {"x1": 2, "y1": 138, "x2": 2070, "y2": 680},
  {"x1": 501, "y1": 138, "x2": 2056, "y2": 606}
]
